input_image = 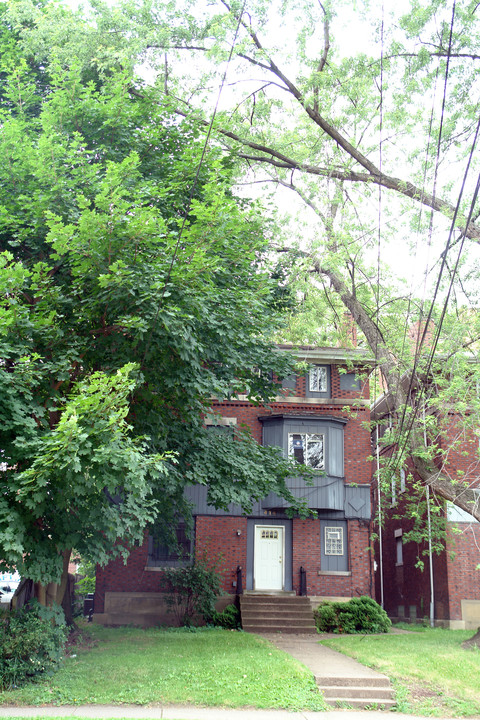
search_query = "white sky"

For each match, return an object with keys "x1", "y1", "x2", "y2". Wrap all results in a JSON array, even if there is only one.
[{"x1": 62, "y1": 0, "x2": 480, "y2": 305}]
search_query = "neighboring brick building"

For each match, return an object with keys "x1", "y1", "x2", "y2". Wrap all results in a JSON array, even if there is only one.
[
  {"x1": 373, "y1": 395, "x2": 480, "y2": 629},
  {"x1": 93, "y1": 346, "x2": 375, "y2": 626}
]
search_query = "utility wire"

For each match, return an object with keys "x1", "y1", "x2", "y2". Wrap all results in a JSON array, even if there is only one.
[
  {"x1": 382, "y1": 0, "x2": 458, "y2": 479},
  {"x1": 375, "y1": 1, "x2": 385, "y2": 610},
  {"x1": 386, "y1": 114, "x2": 480, "y2": 484}
]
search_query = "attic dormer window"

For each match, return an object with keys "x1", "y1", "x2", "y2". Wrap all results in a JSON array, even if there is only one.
[{"x1": 309, "y1": 366, "x2": 328, "y2": 393}]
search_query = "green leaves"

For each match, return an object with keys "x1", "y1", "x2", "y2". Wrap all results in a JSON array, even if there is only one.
[{"x1": 0, "y1": 20, "x2": 299, "y2": 583}]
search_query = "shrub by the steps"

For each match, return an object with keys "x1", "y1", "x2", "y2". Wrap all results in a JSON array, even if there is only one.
[
  {"x1": 314, "y1": 596, "x2": 391, "y2": 634},
  {"x1": 211, "y1": 604, "x2": 241, "y2": 629}
]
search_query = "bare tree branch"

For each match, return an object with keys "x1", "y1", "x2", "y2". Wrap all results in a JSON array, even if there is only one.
[{"x1": 312, "y1": 1, "x2": 330, "y2": 113}]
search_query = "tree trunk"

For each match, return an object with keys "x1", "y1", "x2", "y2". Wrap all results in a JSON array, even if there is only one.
[
  {"x1": 34, "y1": 549, "x2": 72, "y2": 607},
  {"x1": 462, "y1": 628, "x2": 480, "y2": 649},
  {"x1": 314, "y1": 261, "x2": 480, "y2": 522}
]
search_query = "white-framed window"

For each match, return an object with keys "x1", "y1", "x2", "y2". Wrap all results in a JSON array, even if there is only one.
[
  {"x1": 391, "y1": 476, "x2": 396, "y2": 506},
  {"x1": 309, "y1": 365, "x2": 328, "y2": 393},
  {"x1": 325, "y1": 526, "x2": 344, "y2": 555},
  {"x1": 288, "y1": 432, "x2": 324, "y2": 469},
  {"x1": 395, "y1": 528, "x2": 403, "y2": 565}
]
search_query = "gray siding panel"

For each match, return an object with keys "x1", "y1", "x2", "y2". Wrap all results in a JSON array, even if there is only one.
[
  {"x1": 340, "y1": 372, "x2": 361, "y2": 391},
  {"x1": 262, "y1": 477, "x2": 344, "y2": 510},
  {"x1": 282, "y1": 374, "x2": 297, "y2": 390},
  {"x1": 185, "y1": 484, "x2": 253, "y2": 517},
  {"x1": 330, "y1": 425, "x2": 344, "y2": 477},
  {"x1": 320, "y1": 520, "x2": 348, "y2": 571},
  {"x1": 344, "y1": 485, "x2": 371, "y2": 519},
  {"x1": 261, "y1": 415, "x2": 347, "y2": 480},
  {"x1": 262, "y1": 419, "x2": 283, "y2": 451}
]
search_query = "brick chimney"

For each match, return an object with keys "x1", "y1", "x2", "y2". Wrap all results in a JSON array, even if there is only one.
[
  {"x1": 338, "y1": 312, "x2": 357, "y2": 347},
  {"x1": 407, "y1": 320, "x2": 434, "y2": 351}
]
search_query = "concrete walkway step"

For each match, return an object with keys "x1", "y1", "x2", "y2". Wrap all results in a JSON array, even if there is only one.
[
  {"x1": 243, "y1": 623, "x2": 317, "y2": 636},
  {"x1": 242, "y1": 616, "x2": 315, "y2": 625},
  {"x1": 240, "y1": 594, "x2": 316, "y2": 635},
  {"x1": 320, "y1": 684, "x2": 393, "y2": 699},
  {"x1": 320, "y1": 696, "x2": 396, "y2": 710},
  {"x1": 318, "y1": 678, "x2": 395, "y2": 708},
  {"x1": 260, "y1": 632, "x2": 396, "y2": 711},
  {"x1": 318, "y1": 676, "x2": 392, "y2": 688}
]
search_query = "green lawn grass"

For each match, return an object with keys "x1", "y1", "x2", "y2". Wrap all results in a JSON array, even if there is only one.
[
  {"x1": 321, "y1": 627, "x2": 480, "y2": 716},
  {"x1": 0, "y1": 626, "x2": 327, "y2": 711}
]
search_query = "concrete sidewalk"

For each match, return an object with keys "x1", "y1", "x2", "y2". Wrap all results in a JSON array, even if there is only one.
[{"x1": 0, "y1": 706, "x2": 468, "y2": 720}]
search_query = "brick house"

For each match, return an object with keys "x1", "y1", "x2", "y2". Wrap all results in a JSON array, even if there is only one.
[
  {"x1": 93, "y1": 346, "x2": 375, "y2": 626},
  {"x1": 373, "y1": 393, "x2": 480, "y2": 629}
]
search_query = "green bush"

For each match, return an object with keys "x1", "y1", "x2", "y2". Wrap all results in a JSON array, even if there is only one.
[
  {"x1": 0, "y1": 601, "x2": 67, "y2": 689},
  {"x1": 211, "y1": 603, "x2": 241, "y2": 629},
  {"x1": 76, "y1": 558, "x2": 96, "y2": 595},
  {"x1": 314, "y1": 596, "x2": 391, "y2": 634},
  {"x1": 162, "y1": 559, "x2": 223, "y2": 626}
]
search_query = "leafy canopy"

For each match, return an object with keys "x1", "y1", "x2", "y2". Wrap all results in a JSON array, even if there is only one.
[{"x1": 0, "y1": 11, "x2": 304, "y2": 583}]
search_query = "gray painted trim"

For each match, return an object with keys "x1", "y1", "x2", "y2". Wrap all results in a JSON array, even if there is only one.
[
  {"x1": 261, "y1": 415, "x2": 347, "y2": 473},
  {"x1": 275, "y1": 345, "x2": 375, "y2": 364}
]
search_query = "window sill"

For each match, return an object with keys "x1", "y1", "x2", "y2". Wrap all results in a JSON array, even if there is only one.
[
  {"x1": 228, "y1": 394, "x2": 369, "y2": 406},
  {"x1": 144, "y1": 563, "x2": 191, "y2": 571},
  {"x1": 317, "y1": 570, "x2": 351, "y2": 577}
]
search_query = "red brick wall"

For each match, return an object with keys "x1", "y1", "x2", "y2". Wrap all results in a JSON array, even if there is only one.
[
  {"x1": 292, "y1": 518, "x2": 372, "y2": 597},
  {"x1": 212, "y1": 363, "x2": 371, "y2": 487},
  {"x1": 195, "y1": 516, "x2": 248, "y2": 593},
  {"x1": 96, "y1": 360, "x2": 373, "y2": 610},
  {"x1": 96, "y1": 515, "x2": 373, "y2": 610},
  {"x1": 445, "y1": 523, "x2": 480, "y2": 620},
  {"x1": 374, "y1": 512, "x2": 450, "y2": 621},
  {"x1": 95, "y1": 518, "x2": 249, "y2": 611},
  {"x1": 95, "y1": 538, "x2": 162, "y2": 613},
  {"x1": 375, "y1": 410, "x2": 480, "y2": 622},
  {"x1": 438, "y1": 414, "x2": 480, "y2": 489}
]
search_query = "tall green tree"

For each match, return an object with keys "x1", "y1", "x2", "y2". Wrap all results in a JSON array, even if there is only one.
[
  {"x1": 41, "y1": 0, "x2": 478, "y2": 527},
  {"x1": 0, "y1": 11, "x2": 304, "y2": 604}
]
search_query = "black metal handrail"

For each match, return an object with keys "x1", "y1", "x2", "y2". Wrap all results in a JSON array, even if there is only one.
[
  {"x1": 236, "y1": 565, "x2": 243, "y2": 595},
  {"x1": 299, "y1": 566, "x2": 307, "y2": 596}
]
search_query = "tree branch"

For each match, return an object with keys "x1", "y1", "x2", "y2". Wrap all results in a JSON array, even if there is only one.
[{"x1": 313, "y1": 1, "x2": 330, "y2": 112}]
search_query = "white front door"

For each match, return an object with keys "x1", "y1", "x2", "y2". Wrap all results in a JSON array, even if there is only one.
[{"x1": 254, "y1": 525, "x2": 284, "y2": 590}]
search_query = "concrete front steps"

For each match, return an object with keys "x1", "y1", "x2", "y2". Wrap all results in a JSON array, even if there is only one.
[
  {"x1": 239, "y1": 592, "x2": 317, "y2": 634},
  {"x1": 316, "y1": 676, "x2": 396, "y2": 710}
]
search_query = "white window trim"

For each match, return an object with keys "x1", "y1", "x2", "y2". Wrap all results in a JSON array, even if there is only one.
[
  {"x1": 325, "y1": 526, "x2": 344, "y2": 556},
  {"x1": 395, "y1": 528, "x2": 403, "y2": 566},
  {"x1": 288, "y1": 432, "x2": 325, "y2": 470},
  {"x1": 399, "y1": 467, "x2": 406, "y2": 493},
  {"x1": 309, "y1": 366, "x2": 328, "y2": 393}
]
